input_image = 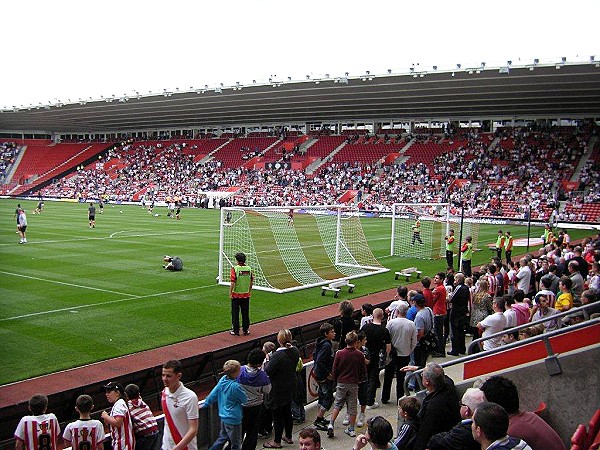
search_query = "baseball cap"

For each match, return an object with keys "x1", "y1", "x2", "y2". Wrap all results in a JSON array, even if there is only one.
[{"x1": 103, "y1": 382, "x2": 125, "y2": 395}]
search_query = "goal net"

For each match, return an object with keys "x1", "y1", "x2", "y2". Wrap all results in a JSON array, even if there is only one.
[
  {"x1": 218, "y1": 205, "x2": 389, "y2": 293},
  {"x1": 391, "y1": 203, "x2": 480, "y2": 259}
]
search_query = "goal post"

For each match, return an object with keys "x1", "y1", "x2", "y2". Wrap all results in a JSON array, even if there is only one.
[
  {"x1": 391, "y1": 202, "x2": 480, "y2": 260},
  {"x1": 218, "y1": 205, "x2": 389, "y2": 293}
]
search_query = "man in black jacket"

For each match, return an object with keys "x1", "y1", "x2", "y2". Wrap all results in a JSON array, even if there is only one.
[
  {"x1": 413, "y1": 363, "x2": 461, "y2": 450},
  {"x1": 448, "y1": 273, "x2": 470, "y2": 355}
]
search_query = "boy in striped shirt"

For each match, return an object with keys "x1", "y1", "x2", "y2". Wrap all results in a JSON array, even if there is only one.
[{"x1": 125, "y1": 384, "x2": 159, "y2": 450}]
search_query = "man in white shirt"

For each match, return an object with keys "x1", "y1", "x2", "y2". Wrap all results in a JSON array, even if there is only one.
[
  {"x1": 514, "y1": 258, "x2": 532, "y2": 295},
  {"x1": 161, "y1": 359, "x2": 199, "y2": 450},
  {"x1": 477, "y1": 298, "x2": 508, "y2": 351}
]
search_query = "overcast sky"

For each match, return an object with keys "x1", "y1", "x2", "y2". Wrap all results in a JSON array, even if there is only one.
[{"x1": 2, "y1": 0, "x2": 599, "y2": 109}]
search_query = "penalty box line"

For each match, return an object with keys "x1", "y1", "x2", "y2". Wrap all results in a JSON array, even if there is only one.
[{"x1": 0, "y1": 271, "x2": 216, "y2": 322}]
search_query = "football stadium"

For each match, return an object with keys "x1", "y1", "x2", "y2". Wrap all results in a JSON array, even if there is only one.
[{"x1": 1, "y1": 4, "x2": 600, "y2": 450}]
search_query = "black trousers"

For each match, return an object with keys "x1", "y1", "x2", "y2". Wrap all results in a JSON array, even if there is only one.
[
  {"x1": 242, "y1": 404, "x2": 262, "y2": 450},
  {"x1": 505, "y1": 250, "x2": 512, "y2": 264},
  {"x1": 445, "y1": 250, "x2": 454, "y2": 269},
  {"x1": 462, "y1": 259, "x2": 472, "y2": 277},
  {"x1": 231, "y1": 297, "x2": 250, "y2": 333},
  {"x1": 450, "y1": 313, "x2": 468, "y2": 354},
  {"x1": 381, "y1": 350, "x2": 410, "y2": 403}
]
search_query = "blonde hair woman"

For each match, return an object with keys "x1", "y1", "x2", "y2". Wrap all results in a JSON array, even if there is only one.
[{"x1": 470, "y1": 279, "x2": 494, "y2": 329}]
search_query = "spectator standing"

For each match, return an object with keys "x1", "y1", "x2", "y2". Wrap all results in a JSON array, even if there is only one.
[
  {"x1": 161, "y1": 359, "x2": 199, "y2": 450},
  {"x1": 264, "y1": 329, "x2": 300, "y2": 448},
  {"x1": 383, "y1": 303, "x2": 416, "y2": 405},
  {"x1": 238, "y1": 349, "x2": 271, "y2": 450},
  {"x1": 15, "y1": 394, "x2": 61, "y2": 450},
  {"x1": 327, "y1": 331, "x2": 367, "y2": 438},
  {"x1": 469, "y1": 279, "x2": 494, "y2": 334},
  {"x1": 204, "y1": 360, "x2": 247, "y2": 450},
  {"x1": 230, "y1": 252, "x2": 254, "y2": 336},
  {"x1": 476, "y1": 298, "x2": 508, "y2": 351},
  {"x1": 63, "y1": 395, "x2": 105, "y2": 450},
  {"x1": 448, "y1": 273, "x2": 469, "y2": 356},
  {"x1": 313, "y1": 324, "x2": 336, "y2": 430},
  {"x1": 101, "y1": 382, "x2": 135, "y2": 450},
  {"x1": 431, "y1": 272, "x2": 448, "y2": 357},
  {"x1": 362, "y1": 308, "x2": 391, "y2": 409},
  {"x1": 413, "y1": 295, "x2": 435, "y2": 368},
  {"x1": 514, "y1": 258, "x2": 532, "y2": 296},
  {"x1": 334, "y1": 301, "x2": 357, "y2": 350},
  {"x1": 125, "y1": 384, "x2": 159, "y2": 450}
]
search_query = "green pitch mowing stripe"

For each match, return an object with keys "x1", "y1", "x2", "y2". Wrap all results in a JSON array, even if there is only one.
[{"x1": 0, "y1": 199, "x2": 591, "y2": 385}]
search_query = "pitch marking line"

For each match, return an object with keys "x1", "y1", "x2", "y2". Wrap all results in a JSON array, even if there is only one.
[
  {"x1": 0, "y1": 229, "x2": 207, "y2": 247},
  {"x1": 0, "y1": 277, "x2": 216, "y2": 322}
]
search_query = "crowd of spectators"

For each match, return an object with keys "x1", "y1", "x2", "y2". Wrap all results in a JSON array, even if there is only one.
[
  {"x1": 6, "y1": 125, "x2": 600, "y2": 222},
  {"x1": 0, "y1": 141, "x2": 19, "y2": 183}
]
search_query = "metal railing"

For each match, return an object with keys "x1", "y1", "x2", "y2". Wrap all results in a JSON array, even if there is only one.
[{"x1": 403, "y1": 304, "x2": 599, "y2": 396}]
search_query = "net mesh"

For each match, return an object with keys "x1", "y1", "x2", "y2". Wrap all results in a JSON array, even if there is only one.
[
  {"x1": 391, "y1": 203, "x2": 480, "y2": 260},
  {"x1": 219, "y1": 206, "x2": 387, "y2": 292}
]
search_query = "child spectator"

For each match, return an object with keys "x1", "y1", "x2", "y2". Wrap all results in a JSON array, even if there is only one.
[
  {"x1": 421, "y1": 277, "x2": 434, "y2": 309},
  {"x1": 63, "y1": 395, "x2": 105, "y2": 450},
  {"x1": 313, "y1": 323, "x2": 336, "y2": 431},
  {"x1": 203, "y1": 360, "x2": 247, "y2": 450},
  {"x1": 258, "y1": 341, "x2": 277, "y2": 438},
  {"x1": 356, "y1": 330, "x2": 371, "y2": 428},
  {"x1": 15, "y1": 394, "x2": 61, "y2": 450},
  {"x1": 334, "y1": 301, "x2": 357, "y2": 350},
  {"x1": 394, "y1": 396, "x2": 421, "y2": 450},
  {"x1": 125, "y1": 384, "x2": 159, "y2": 450},
  {"x1": 238, "y1": 349, "x2": 271, "y2": 450},
  {"x1": 360, "y1": 303, "x2": 374, "y2": 328},
  {"x1": 327, "y1": 331, "x2": 367, "y2": 438},
  {"x1": 555, "y1": 276, "x2": 574, "y2": 311},
  {"x1": 101, "y1": 382, "x2": 135, "y2": 450}
]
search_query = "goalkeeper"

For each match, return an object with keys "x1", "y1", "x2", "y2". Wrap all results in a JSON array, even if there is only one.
[
  {"x1": 163, "y1": 255, "x2": 183, "y2": 271},
  {"x1": 411, "y1": 220, "x2": 423, "y2": 245}
]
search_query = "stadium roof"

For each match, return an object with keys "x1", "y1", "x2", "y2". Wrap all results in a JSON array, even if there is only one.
[{"x1": 1, "y1": 63, "x2": 600, "y2": 134}]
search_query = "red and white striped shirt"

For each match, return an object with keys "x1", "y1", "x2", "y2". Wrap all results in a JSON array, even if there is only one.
[
  {"x1": 128, "y1": 398, "x2": 158, "y2": 435},
  {"x1": 14, "y1": 414, "x2": 60, "y2": 450},
  {"x1": 63, "y1": 419, "x2": 105, "y2": 450},
  {"x1": 108, "y1": 398, "x2": 135, "y2": 450}
]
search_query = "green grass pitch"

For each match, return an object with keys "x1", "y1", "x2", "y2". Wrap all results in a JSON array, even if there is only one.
[{"x1": 0, "y1": 199, "x2": 587, "y2": 385}]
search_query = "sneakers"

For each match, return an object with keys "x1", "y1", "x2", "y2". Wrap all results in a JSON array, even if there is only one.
[
  {"x1": 342, "y1": 415, "x2": 350, "y2": 426},
  {"x1": 327, "y1": 424, "x2": 334, "y2": 438},
  {"x1": 243, "y1": 330, "x2": 250, "y2": 336},
  {"x1": 356, "y1": 413, "x2": 365, "y2": 427},
  {"x1": 367, "y1": 402, "x2": 380, "y2": 410},
  {"x1": 344, "y1": 428, "x2": 356, "y2": 437},
  {"x1": 314, "y1": 417, "x2": 330, "y2": 430},
  {"x1": 230, "y1": 330, "x2": 240, "y2": 336}
]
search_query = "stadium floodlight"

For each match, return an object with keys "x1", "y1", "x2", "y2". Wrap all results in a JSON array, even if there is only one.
[{"x1": 218, "y1": 205, "x2": 388, "y2": 293}]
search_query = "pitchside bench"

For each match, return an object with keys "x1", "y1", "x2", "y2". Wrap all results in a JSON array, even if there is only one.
[
  {"x1": 394, "y1": 267, "x2": 422, "y2": 281},
  {"x1": 321, "y1": 279, "x2": 355, "y2": 298}
]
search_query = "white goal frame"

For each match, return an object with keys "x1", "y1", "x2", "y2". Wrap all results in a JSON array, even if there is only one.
[
  {"x1": 391, "y1": 202, "x2": 451, "y2": 259},
  {"x1": 218, "y1": 205, "x2": 388, "y2": 293}
]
